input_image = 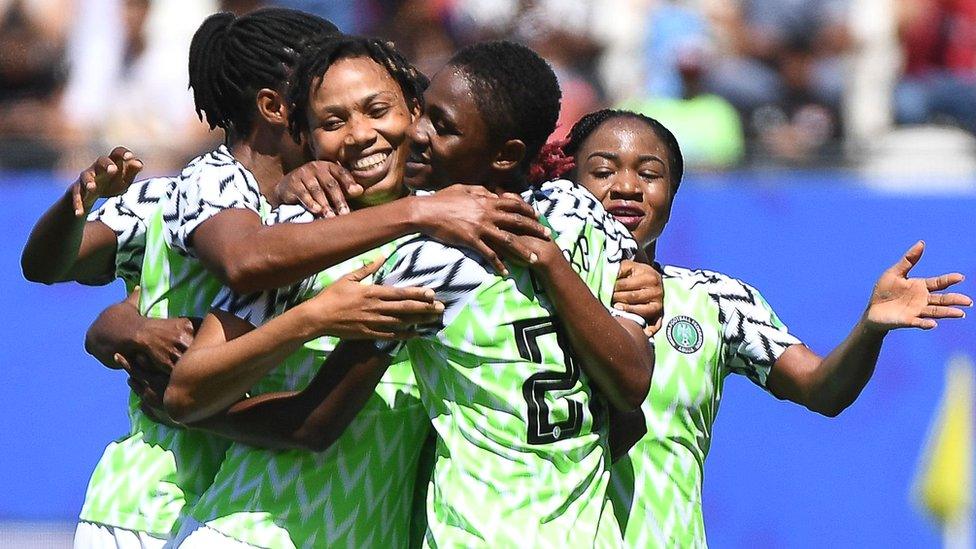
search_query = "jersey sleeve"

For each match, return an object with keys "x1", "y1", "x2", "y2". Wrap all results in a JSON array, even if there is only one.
[
  {"x1": 167, "y1": 151, "x2": 263, "y2": 257},
  {"x1": 716, "y1": 277, "x2": 803, "y2": 388},
  {"x1": 86, "y1": 177, "x2": 176, "y2": 286},
  {"x1": 374, "y1": 236, "x2": 490, "y2": 335},
  {"x1": 209, "y1": 204, "x2": 317, "y2": 326}
]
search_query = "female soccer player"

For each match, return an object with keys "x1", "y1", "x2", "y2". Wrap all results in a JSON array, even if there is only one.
[
  {"x1": 555, "y1": 109, "x2": 972, "y2": 547},
  {"x1": 167, "y1": 41, "x2": 655, "y2": 547}
]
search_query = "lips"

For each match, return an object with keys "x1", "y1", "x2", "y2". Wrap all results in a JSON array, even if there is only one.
[
  {"x1": 344, "y1": 149, "x2": 393, "y2": 186},
  {"x1": 404, "y1": 152, "x2": 432, "y2": 188},
  {"x1": 607, "y1": 204, "x2": 646, "y2": 230}
]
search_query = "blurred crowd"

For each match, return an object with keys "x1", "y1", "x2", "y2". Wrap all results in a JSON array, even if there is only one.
[{"x1": 1, "y1": 0, "x2": 974, "y2": 174}]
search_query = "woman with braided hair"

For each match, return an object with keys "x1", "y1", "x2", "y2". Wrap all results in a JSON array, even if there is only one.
[{"x1": 544, "y1": 109, "x2": 972, "y2": 547}]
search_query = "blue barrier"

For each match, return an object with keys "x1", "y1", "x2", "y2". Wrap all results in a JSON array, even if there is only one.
[{"x1": 3, "y1": 172, "x2": 974, "y2": 547}]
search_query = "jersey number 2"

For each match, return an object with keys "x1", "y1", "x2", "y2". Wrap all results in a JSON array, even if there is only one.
[{"x1": 515, "y1": 317, "x2": 584, "y2": 444}]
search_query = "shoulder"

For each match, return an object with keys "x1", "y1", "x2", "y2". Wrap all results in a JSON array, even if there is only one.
[
  {"x1": 175, "y1": 146, "x2": 259, "y2": 201},
  {"x1": 531, "y1": 179, "x2": 638, "y2": 260}
]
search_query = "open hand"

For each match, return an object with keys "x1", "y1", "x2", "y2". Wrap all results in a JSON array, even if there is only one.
[
  {"x1": 274, "y1": 160, "x2": 363, "y2": 217},
  {"x1": 612, "y1": 260, "x2": 665, "y2": 337},
  {"x1": 72, "y1": 146, "x2": 144, "y2": 216},
  {"x1": 299, "y1": 257, "x2": 445, "y2": 340},
  {"x1": 864, "y1": 241, "x2": 971, "y2": 332}
]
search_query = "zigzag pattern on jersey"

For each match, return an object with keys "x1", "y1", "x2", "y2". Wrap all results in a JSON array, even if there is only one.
[
  {"x1": 166, "y1": 146, "x2": 263, "y2": 256},
  {"x1": 87, "y1": 177, "x2": 177, "y2": 287},
  {"x1": 685, "y1": 267, "x2": 801, "y2": 386},
  {"x1": 529, "y1": 179, "x2": 637, "y2": 263}
]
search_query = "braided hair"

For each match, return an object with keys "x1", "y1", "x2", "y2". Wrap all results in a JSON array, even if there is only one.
[
  {"x1": 287, "y1": 35, "x2": 429, "y2": 140},
  {"x1": 447, "y1": 41, "x2": 561, "y2": 176},
  {"x1": 187, "y1": 8, "x2": 339, "y2": 140},
  {"x1": 564, "y1": 109, "x2": 684, "y2": 191}
]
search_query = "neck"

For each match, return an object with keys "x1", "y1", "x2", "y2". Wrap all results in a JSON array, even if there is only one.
[
  {"x1": 229, "y1": 140, "x2": 288, "y2": 205},
  {"x1": 484, "y1": 171, "x2": 529, "y2": 196},
  {"x1": 641, "y1": 240, "x2": 657, "y2": 264}
]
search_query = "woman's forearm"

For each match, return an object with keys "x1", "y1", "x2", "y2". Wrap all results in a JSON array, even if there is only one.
[
  {"x1": 189, "y1": 340, "x2": 393, "y2": 452},
  {"x1": 22, "y1": 189, "x2": 115, "y2": 284},
  {"x1": 196, "y1": 197, "x2": 427, "y2": 295},
  {"x1": 165, "y1": 309, "x2": 317, "y2": 424},
  {"x1": 533, "y1": 253, "x2": 654, "y2": 410}
]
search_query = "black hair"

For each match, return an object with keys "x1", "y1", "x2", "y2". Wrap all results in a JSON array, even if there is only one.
[
  {"x1": 564, "y1": 109, "x2": 684, "y2": 191},
  {"x1": 287, "y1": 35, "x2": 429, "y2": 140},
  {"x1": 447, "y1": 40, "x2": 561, "y2": 175},
  {"x1": 187, "y1": 8, "x2": 339, "y2": 139}
]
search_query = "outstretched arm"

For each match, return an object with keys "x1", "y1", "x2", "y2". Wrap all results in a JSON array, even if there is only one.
[
  {"x1": 767, "y1": 241, "x2": 971, "y2": 417},
  {"x1": 22, "y1": 148, "x2": 143, "y2": 284}
]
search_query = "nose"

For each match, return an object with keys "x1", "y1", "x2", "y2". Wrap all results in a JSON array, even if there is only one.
[
  {"x1": 343, "y1": 113, "x2": 378, "y2": 148},
  {"x1": 609, "y1": 171, "x2": 643, "y2": 202},
  {"x1": 407, "y1": 116, "x2": 431, "y2": 151}
]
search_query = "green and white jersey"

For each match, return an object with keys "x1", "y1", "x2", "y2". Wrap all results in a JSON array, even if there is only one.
[
  {"x1": 610, "y1": 266, "x2": 802, "y2": 548},
  {"x1": 188, "y1": 204, "x2": 430, "y2": 549},
  {"x1": 376, "y1": 179, "x2": 642, "y2": 548},
  {"x1": 79, "y1": 147, "x2": 271, "y2": 536},
  {"x1": 85, "y1": 176, "x2": 178, "y2": 288}
]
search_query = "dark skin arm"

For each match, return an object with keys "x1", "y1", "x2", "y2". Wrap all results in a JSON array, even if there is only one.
[
  {"x1": 766, "y1": 242, "x2": 970, "y2": 416},
  {"x1": 134, "y1": 340, "x2": 394, "y2": 452},
  {"x1": 193, "y1": 183, "x2": 548, "y2": 294},
  {"x1": 86, "y1": 288, "x2": 197, "y2": 372},
  {"x1": 22, "y1": 147, "x2": 143, "y2": 284},
  {"x1": 502, "y1": 230, "x2": 655, "y2": 411},
  {"x1": 608, "y1": 407, "x2": 648, "y2": 462}
]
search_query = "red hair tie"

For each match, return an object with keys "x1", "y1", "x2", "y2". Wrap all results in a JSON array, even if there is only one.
[{"x1": 528, "y1": 138, "x2": 575, "y2": 185}]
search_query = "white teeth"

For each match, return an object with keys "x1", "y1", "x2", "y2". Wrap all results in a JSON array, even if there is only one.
[{"x1": 351, "y1": 152, "x2": 389, "y2": 170}]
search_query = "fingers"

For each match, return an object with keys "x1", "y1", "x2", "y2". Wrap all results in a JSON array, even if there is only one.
[
  {"x1": 124, "y1": 286, "x2": 142, "y2": 308},
  {"x1": 314, "y1": 170, "x2": 350, "y2": 216},
  {"x1": 484, "y1": 229, "x2": 538, "y2": 267},
  {"x1": 327, "y1": 162, "x2": 363, "y2": 198},
  {"x1": 910, "y1": 318, "x2": 938, "y2": 330},
  {"x1": 612, "y1": 289, "x2": 664, "y2": 311},
  {"x1": 925, "y1": 272, "x2": 965, "y2": 291},
  {"x1": 492, "y1": 212, "x2": 550, "y2": 239},
  {"x1": 303, "y1": 176, "x2": 332, "y2": 217},
  {"x1": 929, "y1": 292, "x2": 973, "y2": 307},
  {"x1": 346, "y1": 256, "x2": 388, "y2": 282},
  {"x1": 467, "y1": 239, "x2": 507, "y2": 276},
  {"x1": 110, "y1": 146, "x2": 143, "y2": 187},
  {"x1": 494, "y1": 196, "x2": 538, "y2": 220},
  {"x1": 920, "y1": 305, "x2": 967, "y2": 319},
  {"x1": 113, "y1": 352, "x2": 132, "y2": 372},
  {"x1": 373, "y1": 298, "x2": 445, "y2": 316},
  {"x1": 372, "y1": 285, "x2": 437, "y2": 303},
  {"x1": 891, "y1": 240, "x2": 925, "y2": 276}
]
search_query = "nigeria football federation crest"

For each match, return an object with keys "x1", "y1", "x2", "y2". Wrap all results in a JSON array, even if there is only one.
[{"x1": 666, "y1": 316, "x2": 703, "y2": 354}]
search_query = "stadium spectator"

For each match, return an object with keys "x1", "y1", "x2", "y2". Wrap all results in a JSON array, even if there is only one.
[
  {"x1": 894, "y1": 0, "x2": 976, "y2": 134},
  {"x1": 0, "y1": 0, "x2": 73, "y2": 169},
  {"x1": 60, "y1": 0, "x2": 217, "y2": 174}
]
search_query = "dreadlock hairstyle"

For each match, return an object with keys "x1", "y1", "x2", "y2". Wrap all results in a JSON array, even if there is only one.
[
  {"x1": 287, "y1": 35, "x2": 429, "y2": 141},
  {"x1": 446, "y1": 41, "x2": 562, "y2": 178},
  {"x1": 563, "y1": 109, "x2": 684, "y2": 192},
  {"x1": 188, "y1": 8, "x2": 339, "y2": 140}
]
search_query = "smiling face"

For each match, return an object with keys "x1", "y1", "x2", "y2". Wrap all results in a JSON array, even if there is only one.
[
  {"x1": 575, "y1": 117, "x2": 675, "y2": 248},
  {"x1": 405, "y1": 66, "x2": 495, "y2": 190},
  {"x1": 306, "y1": 56, "x2": 415, "y2": 206}
]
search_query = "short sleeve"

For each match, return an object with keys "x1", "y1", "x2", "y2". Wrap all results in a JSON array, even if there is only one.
[
  {"x1": 87, "y1": 177, "x2": 176, "y2": 286},
  {"x1": 374, "y1": 236, "x2": 490, "y2": 337},
  {"x1": 715, "y1": 278, "x2": 803, "y2": 388},
  {"x1": 209, "y1": 204, "x2": 318, "y2": 326},
  {"x1": 167, "y1": 147, "x2": 263, "y2": 256}
]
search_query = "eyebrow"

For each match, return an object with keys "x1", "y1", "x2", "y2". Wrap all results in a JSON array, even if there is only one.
[
  {"x1": 586, "y1": 151, "x2": 666, "y2": 165},
  {"x1": 318, "y1": 91, "x2": 397, "y2": 114}
]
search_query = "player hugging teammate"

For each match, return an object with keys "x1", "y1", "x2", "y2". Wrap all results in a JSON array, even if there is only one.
[{"x1": 22, "y1": 6, "x2": 970, "y2": 549}]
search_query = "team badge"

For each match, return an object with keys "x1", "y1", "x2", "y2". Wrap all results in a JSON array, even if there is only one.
[{"x1": 666, "y1": 316, "x2": 703, "y2": 354}]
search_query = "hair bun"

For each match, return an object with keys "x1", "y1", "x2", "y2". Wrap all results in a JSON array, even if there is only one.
[{"x1": 528, "y1": 138, "x2": 575, "y2": 185}]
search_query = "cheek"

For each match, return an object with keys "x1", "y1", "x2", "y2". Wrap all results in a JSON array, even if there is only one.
[
  {"x1": 310, "y1": 129, "x2": 343, "y2": 161},
  {"x1": 578, "y1": 175, "x2": 613, "y2": 203}
]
